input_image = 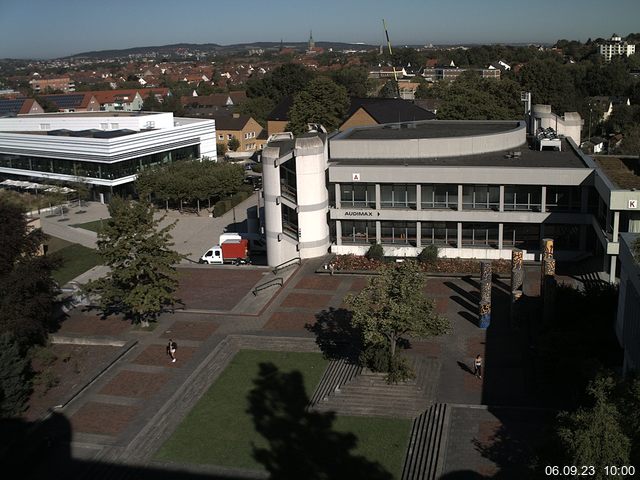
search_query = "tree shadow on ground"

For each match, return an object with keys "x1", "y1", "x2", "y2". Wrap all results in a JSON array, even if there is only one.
[
  {"x1": 247, "y1": 362, "x2": 393, "y2": 480},
  {"x1": 306, "y1": 307, "x2": 361, "y2": 364},
  {"x1": 471, "y1": 408, "x2": 555, "y2": 480}
]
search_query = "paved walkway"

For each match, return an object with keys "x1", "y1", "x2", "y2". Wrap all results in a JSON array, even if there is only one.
[{"x1": 24, "y1": 257, "x2": 557, "y2": 479}]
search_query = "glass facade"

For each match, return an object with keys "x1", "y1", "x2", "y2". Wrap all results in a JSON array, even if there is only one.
[
  {"x1": 380, "y1": 184, "x2": 416, "y2": 209},
  {"x1": 544, "y1": 224, "x2": 580, "y2": 250},
  {"x1": 421, "y1": 184, "x2": 458, "y2": 209},
  {"x1": 0, "y1": 145, "x2": 198, "y2": 180},
  {"x1": 341, "y1": 183, "x2": 375, "y2": 208},
  {"x1": 380, "y1": 221, "x2": 416, "y2": 245},
  {"x1": 546, "y1": 186, "x2": 581, "y2": 212},
  {"x1": 502, "y1": 223, "x2": 540, "y2": 250},
  {"x1": 504, "y1": 186, "x2": 542, "y2": 211},
  {"x1": 462, "y1": 184, "x2": 500, "y2": 210},
  {"x1": 420, "y1": 222, "x2": 457, "y2": 246},
  {"x1": 461, "y1": 223, "x2": 499, "y2": 247},
  {"x1": 279, "y1": 160, "x2": 297, "y2": 202},
  {"x1": 341, "y1": 220, "x2": 376, "y2": 244},
  {"x1": 281, "y1": 204, "x2": 298, "y2": 239}
]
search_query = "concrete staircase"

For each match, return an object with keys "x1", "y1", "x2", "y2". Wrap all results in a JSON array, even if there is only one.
[
  {"x1": 312, "y1": 357, "x2": 440, "y2": 418},
  {"x1": 401, "y1": 403, "x2": 450, "y2": 480},
  {"x1": 309, "y1": 359, "x2": 362, "y2": 406}
]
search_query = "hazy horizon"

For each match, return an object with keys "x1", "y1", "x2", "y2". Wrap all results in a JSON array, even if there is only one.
[{"x1": 1, "y1": 0, "x2": 639, "y2": 59}]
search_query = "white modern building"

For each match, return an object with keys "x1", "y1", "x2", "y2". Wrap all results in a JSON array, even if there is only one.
[
  {"x1": 599, "y1": 34, "x2": 636, "y2": 62},
  {"x1": 0, "y1": 111, "x2": 216, "y2": 200},
  {"x1": 261, "y1": 107, "x2": 640, "y2": 281},
  {"x1": 615, "y1": 233, "x2": 640, "y2": 374}
]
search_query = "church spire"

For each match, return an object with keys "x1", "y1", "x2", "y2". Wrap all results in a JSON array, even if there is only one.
[{"x1": 308, "y1": 30, "x2": 315, "y2": 50}]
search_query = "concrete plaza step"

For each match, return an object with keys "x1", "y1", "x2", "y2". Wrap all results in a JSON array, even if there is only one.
[{"x1": 401, "y1": 403, "x2": 450, "y2": 480}]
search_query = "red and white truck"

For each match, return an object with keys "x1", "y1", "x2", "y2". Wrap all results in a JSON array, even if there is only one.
[{"x1": 200, "y1": 238, "x2": 249, "y2": 265}]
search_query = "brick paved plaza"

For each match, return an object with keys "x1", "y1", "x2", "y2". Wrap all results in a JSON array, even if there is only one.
[{"x1": 24, "y1": 259, "x2": 552, "y2": 479}]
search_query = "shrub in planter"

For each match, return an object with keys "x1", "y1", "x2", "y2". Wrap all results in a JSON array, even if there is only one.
[
  {"x1": 359, "y1": 342, "x2": 390, "y2": 372},
  {"x1": 386, "y1": 356, "x2": 415, "y2": 384},
  {"x1": 365, "y1": 243, "x2": 384, "y2": 261},
  {"x1": 418, "y1": 245, "x2": 439, "y2": 263}
]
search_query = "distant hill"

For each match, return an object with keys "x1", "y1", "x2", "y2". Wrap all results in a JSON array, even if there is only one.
[{"x1": 67, "y1": 41, "x2": 379, "y2": 59}]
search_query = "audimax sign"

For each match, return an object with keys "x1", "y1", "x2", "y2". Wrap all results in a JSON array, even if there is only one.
[{"x1": 344, "y1": 211, "x2": 381, "y2": 217}]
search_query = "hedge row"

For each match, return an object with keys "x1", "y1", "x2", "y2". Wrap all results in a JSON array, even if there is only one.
[{"x1": 213, "y1": 190, "x2": 251, "y2": 217}]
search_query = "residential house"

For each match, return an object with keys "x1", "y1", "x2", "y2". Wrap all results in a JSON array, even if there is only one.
[
  {"x1": 39, "y1": 93, "x2": 100, "y2": 112},
  {"x1": 599, "y1": 34, "x2": 636, "y2": 62},
  {"x1": 29, "y1": 76, "x2": 75, "y2": 93},
  {"x1": 0, "y1": 98, "x2": 44, "y2": 117},
  {"x1": 181, "y1": 92, "x2": 247, "y2": 117},
  {"x1": 214, "y1": 114, "x2": 265, "y2": 153}
]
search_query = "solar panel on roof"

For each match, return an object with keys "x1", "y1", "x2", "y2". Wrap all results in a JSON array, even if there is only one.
[
  {"x1": 45, "y1": 94, "x2": 84, "y2": 109},
  {"x1": 0, "y1": 99, "x2": 26, "y2": 116}
]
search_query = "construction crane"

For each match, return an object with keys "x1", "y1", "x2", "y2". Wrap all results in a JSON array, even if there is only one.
[{"x1": 382, "y1": 19, "x2": 400, "y2": 98}]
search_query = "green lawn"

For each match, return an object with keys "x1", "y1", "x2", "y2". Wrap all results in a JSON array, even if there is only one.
[
  {"x1": 51, "y1": 241, "x2": 102, "y2": 285},
  {"x1": 70, "y1": 219, "x2": 107, "y2": 233},
  {"x1": 154, "y1": 350, "x2": 411, "y2": 478}
]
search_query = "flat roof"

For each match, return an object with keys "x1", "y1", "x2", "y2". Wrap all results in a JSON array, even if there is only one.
[
  {"x1": 594, "y1": 156, "x2": 640, "y2": 189},
  {"x1": 331, "y1": 138, "x2": 589, "y2": 169},
  {"x1": 339, "y1": 120, "x2": 522, "y2": 140},
  {"x1": 17, "y1": 111, "x2": 163, "y2": 118}
]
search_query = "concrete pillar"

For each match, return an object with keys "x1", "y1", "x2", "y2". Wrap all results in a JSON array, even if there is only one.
[
  {"x1": 416, "y1": 184, "x2": 421, "y2": 211},
  {"x1": 479, "y1": 261, "x2": 492, "y2": 329},
  {"x1": 610, "y1": 255, "x2": 617, "y2": 283},
  {"x1": 376, "y1": 220, "x2": 381, "y2": 244},
  {"x1": 416, "y1": 221, "x2": 421, "y2": 248},
  {"x1": 375, "y1": 184, "x2": 381, "y2": 210},
  {"x1": 541, "y1": 186, "x2": 547, "y2": 212},
  {"x1": 498, "y1": 223, "x2": 504, "y2": 250},
  {"x1": 336, "y1": 220, "x2": 342, "y2": 245},
  {"x1": 334, "y1": 183, "x2": 341, "y2": 209},
  {"x1": 613, "y1": 211, "x2": 620, "y2": 241},
  {"x1": 499, "y1": 185, "x2": 505, "y2": 212},
  {"x1": 457, "y1": 184, "x2": 463, "y2": 211},
  {"x1": 457, "y1": 222, "x2": 462, "y2": 248}
]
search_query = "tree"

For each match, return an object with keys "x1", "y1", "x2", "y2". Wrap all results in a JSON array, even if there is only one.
[
  {"x1": 345, "y1": 261, "x2": 451, "y2": 381},
  {"x1": 83, "y1": 198, "x2": 183, "y2": 327},
  {"x1": 246, "y1": 63, "x2": 314, "y2": 103},
  {"x1": 287, "y1": 77, "x2": 349, "y2": 134},
  {"x1": 142, "y1": 92, "x2": 162, "y2": 111},
  {"x1": 556, "y1": 374, "x2": 631, "y2": 478},
  {"x1": 0, "y1": 333, "x2": 31, "y2": 418},
  {"x1": 378, "y1": 80, "x2": 398, "y2": 99},
  {"x1": 216, "y1": 142, "x2": 228, "y2": 157},
  {"x1": 331, "y1": 67, "x2": 369, "y2": 98},
  {"x1": 0, "y1": 202, "x2": 59, "y2": 352},
  {"x1": 227, "y1": 137, "x2": 240, "y2": 152},
  {"x1": 236, "y1": 96, "x2": 275, "y2": 127},
  {"x1": 518, "y1": 59, "x2": 578, "y2": 113}
]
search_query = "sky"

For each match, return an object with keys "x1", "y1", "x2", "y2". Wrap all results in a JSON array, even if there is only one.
[{"x1": 1, "y1": 0, "x2": 639, "y2": 59}]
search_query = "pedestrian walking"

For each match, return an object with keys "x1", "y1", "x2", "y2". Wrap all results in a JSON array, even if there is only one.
[
  {"x1": 167, "y1": 339, "x2": 177, "y2": 363},
  {"x1": 473, "y1": 354, "x2": 483, "y2": 379},
  {"x1": 329, "y1": 262, "x2": 335, "y2": 276}
]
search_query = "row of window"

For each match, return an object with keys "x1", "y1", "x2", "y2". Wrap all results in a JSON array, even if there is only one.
[
  {"x1": 0, "y1": 145, "x2": 199, "y2": 180},
  {"x1": 339, "y1": 220, "x2": 580, "y2": 250},
  {"x1": 338, "y1": 184, "x2": 583, "y2": 212}
]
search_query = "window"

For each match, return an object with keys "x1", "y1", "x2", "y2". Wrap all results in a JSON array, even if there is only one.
[
  {"x1": 380, "y1": 184, "x2": 416, "y2": 209},
  {"x1": 281, "y1": 205, "x2": 298, "y2": 239},
  {"x1": 100, "y1": 123, "x2": 108, "y2": 130},
  {"x1": 218, "y1": 135, "x2": 223, "y2": 140},
  {"x1": 546, "y1": 186, "x2": 581, "y2": 212},
  {"x1": 420, "y1": 222, "x2": 457, "y2": 247},
  {"x1": 502, "y1": 223, "x2": 540, "y2": 250},
  {"x1": 544, "y1": 224, "x2": 580, "y2": 250},
  {"x1": 341, "y1": 221, "x2": 376, "y2": 244},
  {"x1": 340, "y1": 183, "x2": 375, "y2": 208},
  {"x1": 380, "y1": 221, "x2": 416, "y2": 245},
  {"x1": 227, "y1": 134, "x2": 233, "y2": 140},
  {"x1": 421, "y1": 184, "x2": 457, "y2": 209},
  {"x1": 110, "y1": 123, "x2": 119, "y2": 129},
  {"x1": 504, "y1": 186, "x2": 542, "y2": 211},
  {"x1": 39, "y1": 123, "x2": 50, "y2": 130},
  {"x1": 280, "y1": 160, "x2": 297, "y2": 201},
  {"x1": 462, "y1": 185, "x2": 499, "y2": 210},
  {"x1": 461, "y1": 223, "x2": 499, "y2": 247}
]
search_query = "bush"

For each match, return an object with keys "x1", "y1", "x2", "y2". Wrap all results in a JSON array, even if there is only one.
[
  {"x1": 31, "y1": 345, "x2": 57, "y2": 367},
  {"x1": 365, "y1": 243, "x2": 384, "y2": 261},
  {"x1": 418, "y1": 245, "x2": 439, "y2": 263},
  {"x1": 360, "y1": 343, "x2": 390, "y2": 372},
  {"x1": 386, "y1": 356, "x2": 415, "y2": 384},
  {"x1": 213, "y1": 199, "x2": 232, "y2": 217}
]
